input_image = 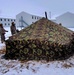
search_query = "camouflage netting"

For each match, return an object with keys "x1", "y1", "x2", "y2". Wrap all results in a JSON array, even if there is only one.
[{"x1": 5, "y1": 17, "x2": 74, "y2": 61}]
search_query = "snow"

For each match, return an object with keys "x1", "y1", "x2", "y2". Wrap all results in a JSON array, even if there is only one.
[
  {"x1": 0, "y1": 27, "x2": 74, "y2": 75},
  {"x1": 0, "y1": 55, "x2": 74, "y2": 75},
  {"x1": 0, "y1": 43, "x2": 5, "y2": 50},
  {"x1": 68, "y1": 28, "x2": 74, "y2": 31}
]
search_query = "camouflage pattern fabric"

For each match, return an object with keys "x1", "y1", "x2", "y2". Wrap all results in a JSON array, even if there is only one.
[
  {"x1": 5, "y1": 39, "x2": 74, "y2": 61},
  {"x1": 5, "y1": 18, "x2": 74, "y2": 61}
]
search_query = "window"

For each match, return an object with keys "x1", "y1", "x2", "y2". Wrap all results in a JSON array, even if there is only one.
[
  {"x1": 0, "y1": 19, "x2": 2, "y2": 21},
  {"x1": 5, "y1": 23, "x2": 6, "y2": 26},
  {"x1": 35, "y1": 16, "x2": 36, "y2": 19},
  {"x1": 4, "y1": 19, "x2": 6, "y2": 21},
  {"x1": 11, "y1": 19, "x2": 13, "y2": 21},
  {"x1": 8, "y1": 19, "x2": 9, "y2": 21},
  {"x1": 32, "y1": 16, "x2": 33, "y2": 19},
  {"x1": 8, "y1": 23, "x2": 10, "y2": 26},
  {"x1": 37, "y1": 17, "x2": 38, "y2": 19}
]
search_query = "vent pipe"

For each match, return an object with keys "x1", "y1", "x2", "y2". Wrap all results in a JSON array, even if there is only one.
[{"x1": 45, "y1": 11, "x2": 48, "y2": 19}]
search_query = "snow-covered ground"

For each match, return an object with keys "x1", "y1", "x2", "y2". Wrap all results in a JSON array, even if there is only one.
[{"x1": 0, "y1": 27, "x2": 74, "y2": 75}]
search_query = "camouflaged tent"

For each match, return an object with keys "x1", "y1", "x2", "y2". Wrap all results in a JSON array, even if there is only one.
[{"x1": 5, "y1": 17, "x2": 74, "y2": 61}]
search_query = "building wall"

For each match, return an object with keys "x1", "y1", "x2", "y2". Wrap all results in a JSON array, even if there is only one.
[
  {"x1": 16, "y1": 11, "x2": 42, "y2": 28},
  {"x1": 0, "y1": 18, "x2": 16, "y2": 27},
  {"x1": 56, "y1": 12, "x2": 74, "y2": 28}
]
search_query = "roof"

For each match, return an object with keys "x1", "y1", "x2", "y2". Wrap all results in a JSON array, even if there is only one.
[
  {"x1": 10, "y1": 17, "x2": 73, "y2": 45},
  {"x1": 16, "y1": 11, "x2": 42, "y2": 18},
  {"x1": 56, "y1": 12, "x2": 74, "y2": 18}
]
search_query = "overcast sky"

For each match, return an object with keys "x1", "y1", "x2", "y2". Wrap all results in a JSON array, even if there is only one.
[{"x1": 0, "y1": 0, "x2": 74, "y2": 19}]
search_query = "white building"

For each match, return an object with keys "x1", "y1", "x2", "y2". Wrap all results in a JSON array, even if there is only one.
[
  {"x1": 0, "y1": 11, "x2": 74, "y2": 28},
  {"x1": 56, "y1": 12, "x2": 74, "y2": 28},
  {"x1": 16, "y1": 11, "x2": 42, "y2": 28},
  {"x1": 0, "y1": 18, "x2": 16, "y2": 27}
]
